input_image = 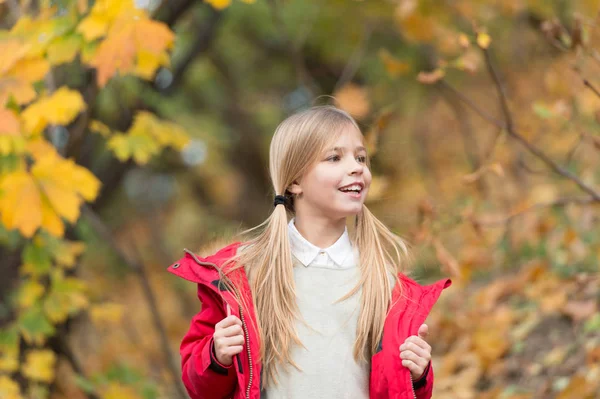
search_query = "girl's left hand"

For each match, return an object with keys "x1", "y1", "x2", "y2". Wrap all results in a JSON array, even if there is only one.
[{"x1": 399, "y1": 324, "x2": 431, "y2": 380}]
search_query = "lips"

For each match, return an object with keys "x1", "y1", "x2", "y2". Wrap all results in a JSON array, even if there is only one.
[{"x1": 338, "y1": 182, "x2": 364, "y2": 194}]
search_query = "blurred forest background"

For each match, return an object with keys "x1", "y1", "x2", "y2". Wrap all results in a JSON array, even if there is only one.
[{"x1": 0, "y1": 0, "x2": 599, "y2": 398}]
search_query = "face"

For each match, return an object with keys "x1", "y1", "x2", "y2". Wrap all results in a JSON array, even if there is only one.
[{"x1": 290, "y1": 124, "x2": 372, "y2": 220}]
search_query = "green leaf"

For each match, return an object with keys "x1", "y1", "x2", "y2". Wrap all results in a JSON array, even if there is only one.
[
  {"x1": 17, "y1": 305, "x2": 56, "y2": 346},
  {"x1": 21, "y1": 241, "x2": 52, "y2": 277}
]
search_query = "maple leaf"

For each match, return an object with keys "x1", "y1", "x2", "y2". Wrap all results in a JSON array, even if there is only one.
[
  {"x1": 21, "y1": 349, "x2": 56, "y2": 383},
  {"x1": 46, "y1": 34, "x2": 83, "y2": 65},
  {"x1": 0, "y1": 376, "x2": 22, "y2": 399},
  {"x1": 16, "y1": 279, "x2": 46, "y2": 309},
  {"x1": 21, "y1": 87, "x2": 86, "y2": 136},
  {"x1": 76, "y1": 0, "x2": 136, "y2": 41},
  {"x1": 0, "y1": 153, "x2": 100, "y2": 237},
  {"x1": 17, "y1": 304, "x2": 55, "y2": 345},
  {"x1": 43, "y1": 270, "x2": 89, "y2": 323},
  {"x1": 107, "y1": 111, "x2": 189, "y2": 164},
  {"x1": 0, "y1": 326, "x2": 19, "y2": 374},
  {"x1": 89, "y1": 13, "x2": 174, "y2": 87},
  {"x1": 0, "y1": 108, "x2": 25, "y2": 155}
]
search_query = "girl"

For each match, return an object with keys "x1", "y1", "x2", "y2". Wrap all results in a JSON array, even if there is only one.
[{"x1": 168, "y1": 106, "x2": 452, "y2": 399}]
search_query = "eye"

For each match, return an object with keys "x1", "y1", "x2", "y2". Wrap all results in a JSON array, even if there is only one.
[
  {"x1": 326, "y1": 155, "x2": 340, "y2": 162},
  {"x1": 356, "y1": 155, "x2": 367, "y2": 163}
]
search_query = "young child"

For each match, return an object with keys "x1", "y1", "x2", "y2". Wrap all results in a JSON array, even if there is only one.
[{"x1": 168, "y1": 106, "x2": 452, "y2": 399}]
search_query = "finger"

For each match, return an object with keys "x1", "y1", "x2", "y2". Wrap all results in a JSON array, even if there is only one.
[
  {"x1": 216, "y1": 315, "x2": 242, "y2": 329},
  {"x1": 418, "y1": 324, "x2": 429, "y2": 340},
  {"x1": 221, "y1": 335, "x2": 245, "y2": 347},
  {"x1": 227, "y1": 303, "x2": 232, "y2": 317},
  {"x1": 225, "y1": 345, "x2": 244, "y2": 356},
  {"x1": 399, "y1": 348, "x2": 429, "y2": 368},
  {"x1": 402, "y1": 336, "x2": 431, "y2": 352},
  {"x1": 218, "y1": 323, "x2": 244, "y2": 338},
  {"x1": 399, "y1": 342, "x2": 431, "y2": 361},
  {"x1": 401, "y1": 359, "x2": 421, "y2": 375}
]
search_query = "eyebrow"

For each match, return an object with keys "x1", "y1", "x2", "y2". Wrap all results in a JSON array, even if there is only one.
[{"x1": 328, "y1": 146, "x2": 367, "y2": 152}]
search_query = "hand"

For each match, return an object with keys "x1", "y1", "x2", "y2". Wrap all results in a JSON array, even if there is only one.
[
  {"x1": 399, "y1": 323, "x2": 431, "y2": 380},
  {"x1": 213, "y1": 307, "x2": 245, "y2": 366}
]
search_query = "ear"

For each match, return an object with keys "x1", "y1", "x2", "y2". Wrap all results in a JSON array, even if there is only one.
[{"x1": 287, "y1": 180, "x2": 302, "y2": 195}]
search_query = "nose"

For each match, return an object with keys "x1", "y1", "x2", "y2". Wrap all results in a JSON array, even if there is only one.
[{"x1": 348, "y1": 158, "x2": 364, "y2": 175}]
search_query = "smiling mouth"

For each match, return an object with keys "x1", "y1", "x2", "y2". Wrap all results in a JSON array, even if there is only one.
[{"x1": 338, "y1": 184, "x2": 363, "y2": 196}]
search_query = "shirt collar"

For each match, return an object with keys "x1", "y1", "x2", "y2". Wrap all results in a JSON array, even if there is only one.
[{"x1": 287, "y1": 218, "x2": 353, "y2": 267}]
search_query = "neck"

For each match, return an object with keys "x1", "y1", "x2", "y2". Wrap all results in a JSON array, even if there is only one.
[{"x1": 293, "y1": 215, "x2": 347, "y2": 248}]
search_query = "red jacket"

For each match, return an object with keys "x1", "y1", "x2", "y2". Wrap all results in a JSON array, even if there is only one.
[{"x1": 167, "y1": 242, "x2": 452, "y2": 399}]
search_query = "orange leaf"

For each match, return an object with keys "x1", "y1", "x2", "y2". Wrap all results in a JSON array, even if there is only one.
[{"x1": 417, "y1": 69, "x2": 445, "y2": 84}]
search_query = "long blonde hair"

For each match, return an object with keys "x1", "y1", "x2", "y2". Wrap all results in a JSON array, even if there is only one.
[{"x1": 219, "y1": 105, "x2": 412, "y2": 388}]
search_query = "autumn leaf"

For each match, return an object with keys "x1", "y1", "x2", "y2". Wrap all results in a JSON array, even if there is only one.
[
  {"x1": 87, "y1": 10, "x2": 174, "y2": 87},
  {"x1": 101, "y1": 383, "x2": 143, "y2": 399},
  {"x1": 476, "y1": 32, "x2": 491, "y2": 49},
  {"x1": 205, "y1": 0, "x2": 232, "y2": 10},
  {"x1": 46, "y1": 34, "x2": 83, "y2": 65},
  {"x1": 21, "y1": 87, "x2": 86, "y2": 136},
  {"x1": 333, "y1": 83, "x2": 371, "y2": 119},
  {"x1": 76, "y1": 0, "x2": 136, "y2": 41},
  {"x1": 17, "y1": 305, "x2": 55, "y2": 345},
  {"x1": 21, "y1": 349, "x2": 56, "y2": 383},
  {"x1": 43, "y1": 271, "x2": 89, "y2": 324},
  {"x1": 89, "y1": 119, "x2": 112, "y2": 137},
  {"x1": 0, "y1": 376, "x2": 22, "y2": 399},
  {"x1": 0, "y1": 171, "x2": 42, "y2": 237},
  {"x1": 378, "y1": 49, "x2": 411, "y2": 78},
  {"x1": 16, "y1": 279, "x2": 45, "y2": 309},
  {"x1": 0, "y1": 153, "x2": 100, "y2": 237},
  {"x1": 0, "y1": 108, "x2": 25, "y2": 155},
  {"x1": 0, "y1": 326, "x2": 19, "y2": 374},
  {"x1": 107, "y1": 111, "x2": 189, "y2": 164}
]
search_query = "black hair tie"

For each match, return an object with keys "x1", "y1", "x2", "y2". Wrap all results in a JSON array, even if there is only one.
[{"x1": 273, "y1": 195, "x2": 287, "y2": 207}]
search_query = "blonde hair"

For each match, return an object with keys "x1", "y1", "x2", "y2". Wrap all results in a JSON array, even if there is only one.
[{"x1": 218, "y1": 105, "x2": 411, "y2": 388}]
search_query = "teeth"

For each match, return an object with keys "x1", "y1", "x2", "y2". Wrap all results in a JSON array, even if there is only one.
[{"x1": 340, "y1": 184, "x2": 361, "y2": 192}]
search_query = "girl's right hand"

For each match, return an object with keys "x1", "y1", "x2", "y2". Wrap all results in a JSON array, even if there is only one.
[{"x1": 213, "y1": 315, "x2": 245, "y2": 366}]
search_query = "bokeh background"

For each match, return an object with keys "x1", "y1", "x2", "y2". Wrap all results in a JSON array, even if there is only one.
[{"x1": 0, "y1": 0, "x2": 599, "y2": 398}]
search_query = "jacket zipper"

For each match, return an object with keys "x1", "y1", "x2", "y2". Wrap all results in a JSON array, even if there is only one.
[
  {"x1": 183, "y1": 248, "x2": 253, "y2": 399},
  {"x1": 410, "y1": 373, "x2": 416, "y2": 399}
]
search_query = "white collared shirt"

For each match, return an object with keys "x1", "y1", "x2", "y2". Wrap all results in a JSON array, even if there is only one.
[{"x1": 287, "y1": 218, "x2": 358, "y2": 269}]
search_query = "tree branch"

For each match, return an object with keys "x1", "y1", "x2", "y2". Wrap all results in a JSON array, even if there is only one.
[
  {"x1": 438, "y1": 65, "x2": 600, "y2": 201},
  {"x1": 80, "y1": 205, "x2": 188, "y2": 399}
]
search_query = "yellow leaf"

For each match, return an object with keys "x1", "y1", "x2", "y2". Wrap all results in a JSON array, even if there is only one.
[
  {"x1": 378, "y1": 49, "x2": 411, "y2": 78},
  {"x1": 0, "y1": 171, "x2": 42, "y2": 237},
  {"x1": 107, "y1": 112, "x2": 189, "y2": 164},
  {"x1": 394, "y1": 6, "x2": 435, "y2": 43},
  {"x1": 25, "y1": 138, "x2": 59, "y2": 161},
  {"x1": 0, "y1": 376, "x2": 22, "y2": 399},
  {"x1": 102, "y1": 383, "x2": 143, "y2": 399},
  {"x1": 135, "y1": 50, "x2": 170, "y2": 80},
  {"x1": 0, "y1": 38, "x2": 31, "y2": 75},
  {"x1": 90, "y1": 302, "x2": 125, "y2": 325},
  {"x1": 76, "y1": 0, "x2": 136, "y2": 41},
  {"x1": 6, "y1": 57, "x2": 50, "y2": 84},
  {"x1": 17, "y1": 280, "x2": 45, "y2": 309},
  {"x1": 0, "y1": 327, "x2": 19, "y2": 374},
  {"x1": 21, "y1": 350, "x2": 56, "y2": 383},
  {"x1": 0, "y1": 108, "x2": 25, "y2": 155},
  {"x1": 43, "y1": 270, "x2": 88, "y2": 323},
  {"x1": 32, "y1": 154, "x2": 101, "y2": 223},
  {"x1": 89, "y1": 120, "x2": 112, "y2": 137},
  {"x1": 205, "y1": 0, "x2": 232, "y2": 9},
  {"x1": 0, "y1": 77, "x2": 37, "y2": 106},
  {"x1": 53, "y1": 240, "x2": 85, "y2": 268},
  {"x1": 47, "y1": 35, "x2": 82, "y2": 65},
  {"x1": 476, "y1": 32, "x2": 491, "y2": 49},
  {"x1": 333, "y1": 83, "x2": 370, "y2": 119},
  {"x1": 21, "y1": 87, "x2": 86, "y2": 136},
  {"x1": 90, "y1": 14, "x2": 174, "y2": 87}
]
